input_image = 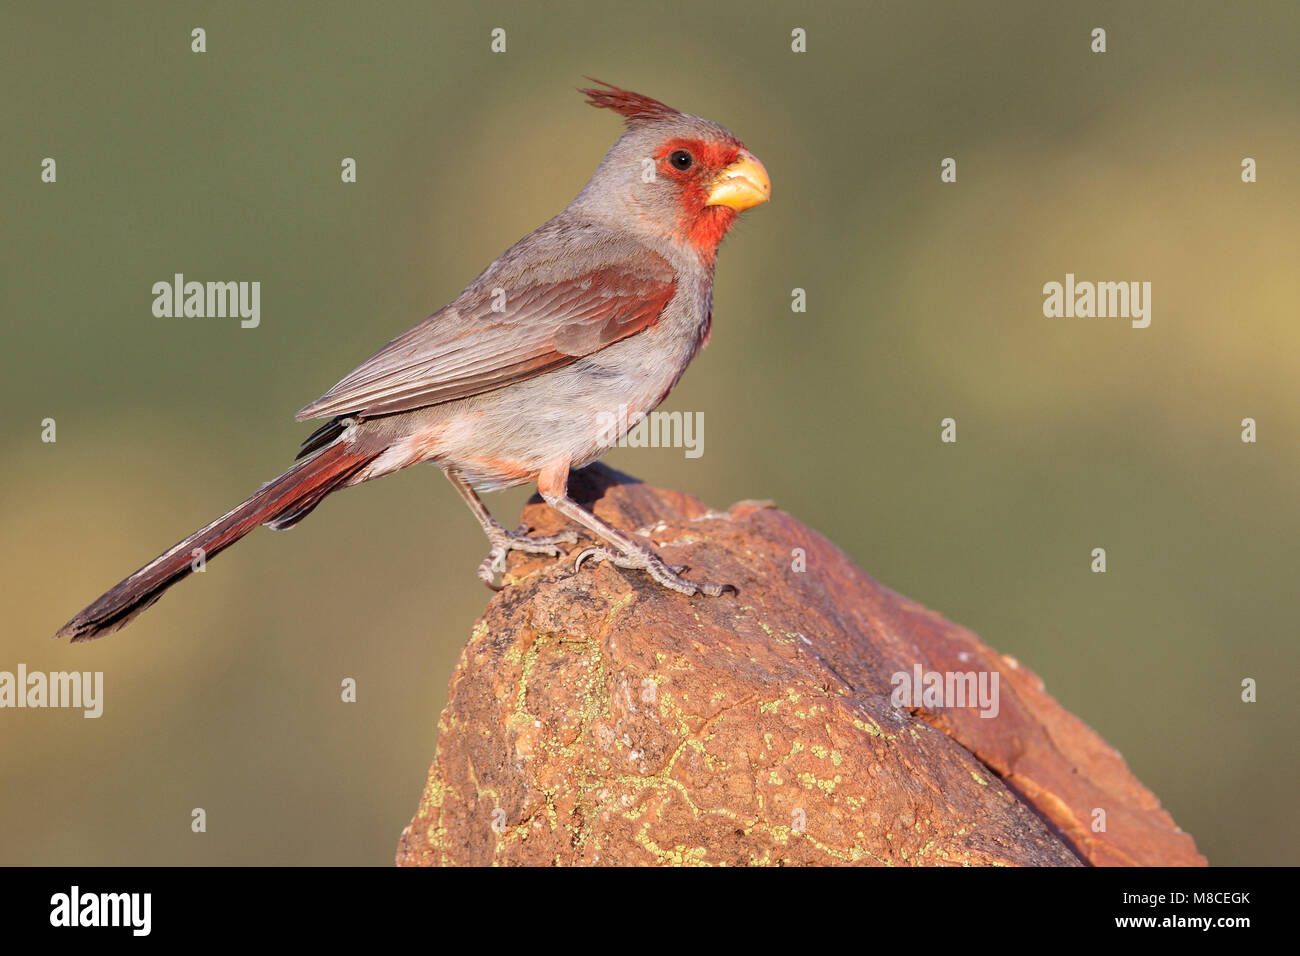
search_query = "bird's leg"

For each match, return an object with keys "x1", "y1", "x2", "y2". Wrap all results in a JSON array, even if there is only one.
[
  {"x1": 444, "y1": 468, "x2": 577, "y2": 589},
  {"x1": 537, "y1": 462, "x2": 736, "y2": 598}
]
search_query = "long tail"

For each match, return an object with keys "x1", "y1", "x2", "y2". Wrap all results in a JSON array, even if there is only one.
[{"x1": 54, "y1": 442, "x2": 375, "y2": 643}]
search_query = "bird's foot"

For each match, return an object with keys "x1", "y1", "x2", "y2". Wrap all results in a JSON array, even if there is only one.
[
  {"x1": 478, "y1": 524, "x2": 579, "y2": 590},
  {"x1": 573, "y1": 543, "x2": 737, "y2": 597}
]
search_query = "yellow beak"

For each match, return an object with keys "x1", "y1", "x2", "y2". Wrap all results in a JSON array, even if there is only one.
[{"x1": 705, "y1": 151, "x2": 771, "y2": 211}]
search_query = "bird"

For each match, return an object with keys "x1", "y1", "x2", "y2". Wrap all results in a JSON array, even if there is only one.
[{"x1": 54, "y1": 80, "x2": 771, "y2": 643}]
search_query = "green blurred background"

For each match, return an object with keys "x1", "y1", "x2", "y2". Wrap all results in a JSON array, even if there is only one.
[{"x1": 2, "y1": 1, "x2": 1296, "y2": 865}]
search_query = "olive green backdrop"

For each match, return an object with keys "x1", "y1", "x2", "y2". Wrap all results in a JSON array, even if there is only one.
[{"x1": 2, "y1": 0, "x2": 1295, "y2": 865}]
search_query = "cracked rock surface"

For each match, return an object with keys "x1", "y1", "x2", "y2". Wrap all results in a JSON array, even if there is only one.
[{"x1": 397, "y1": 464, "x2": 1205, "y2": 866}]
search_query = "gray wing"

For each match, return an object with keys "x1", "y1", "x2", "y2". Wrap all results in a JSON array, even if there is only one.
[{"x1": 296, "y1": 228, "x2": 677, "y2": 421}]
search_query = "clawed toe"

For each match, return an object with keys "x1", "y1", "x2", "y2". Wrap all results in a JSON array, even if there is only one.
[
  {"x1": 699, "y1": 581, "x2": 740, "y2": 598},
  {"x1": 511, "y1": 522, "x2": 579, "y2": 547},
  {"x1": 572, "y1": 544, "x2": 734, "y2": 598},
  {"x1": 489, "y1": 526, "x2": 577, "y2": 558},
  {"x1": 477, "y1": 525, "x2": 578, "y2": 589},
  {"x1": 477, "y1": 547, "x2": 508, "y2": 590},
  {"x1": 574, "y1": 546, "x2": 618, "y2": 572},
  {"x1": 472, "y1": 513, "x2": 736, "y2": 598}
]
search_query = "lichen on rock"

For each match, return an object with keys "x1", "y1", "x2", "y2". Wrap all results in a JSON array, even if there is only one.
[{"x1": 397, "y1": 465, "x2": 1204, "y2": 867}]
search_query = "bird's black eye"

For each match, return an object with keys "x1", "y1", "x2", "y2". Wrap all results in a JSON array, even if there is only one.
[{"x1": 668, "y1": 149, "x2": 694, "y2": 171}]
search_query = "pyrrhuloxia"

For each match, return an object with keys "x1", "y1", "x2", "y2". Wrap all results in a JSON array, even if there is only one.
[{"x1": 56, "y1": 80, "x2": 770, "y2": 642}]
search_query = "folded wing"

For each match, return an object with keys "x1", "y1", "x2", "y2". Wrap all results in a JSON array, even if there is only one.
[{"x1": 297, "y1": 232, "x2": 677, "y2": 421}]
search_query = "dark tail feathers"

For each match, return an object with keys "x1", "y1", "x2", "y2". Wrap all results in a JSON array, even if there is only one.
[{"x1": 54, "y1": 443, "x2": 373, "y2": 643}]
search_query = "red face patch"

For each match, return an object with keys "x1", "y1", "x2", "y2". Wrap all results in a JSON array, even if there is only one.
[{"x1": 653, "y1": 137, "x2": 744, "y2": 258}]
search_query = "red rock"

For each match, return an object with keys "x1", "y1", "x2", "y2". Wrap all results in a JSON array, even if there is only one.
[{"x1": 397, "y1": 465, "x2": 1205, "y2": 867}]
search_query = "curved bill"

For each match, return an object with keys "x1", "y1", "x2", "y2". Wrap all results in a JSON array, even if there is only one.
[{"x1": 705, "y1": 151, "x2": 771, "y2": 211}]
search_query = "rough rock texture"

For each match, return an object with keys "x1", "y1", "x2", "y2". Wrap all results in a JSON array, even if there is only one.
[{"x1": 397, "y1": 465, "x2": 1205, "y2": 867}]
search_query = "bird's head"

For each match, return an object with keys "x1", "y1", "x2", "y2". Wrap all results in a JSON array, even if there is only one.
[{"x1": 574, "y1": 80, "x2": 771, "y2": 264}]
